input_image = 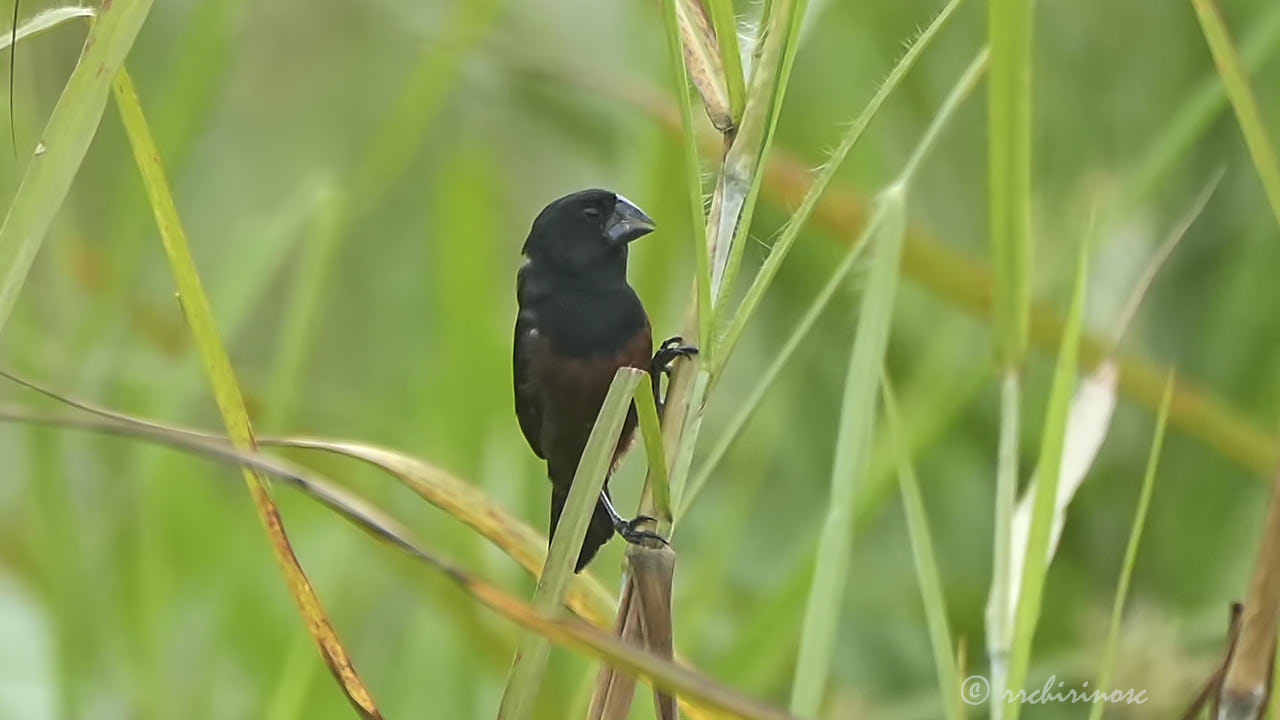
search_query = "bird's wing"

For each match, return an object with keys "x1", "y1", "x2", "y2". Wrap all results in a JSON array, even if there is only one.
[{"x1": 514, "y1": 270, "x2": 545, "y2": 459}]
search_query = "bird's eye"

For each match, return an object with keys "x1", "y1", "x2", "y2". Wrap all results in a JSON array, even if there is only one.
[{"x1": 583, "y1": 207, "x2": 601, "y2": 220}]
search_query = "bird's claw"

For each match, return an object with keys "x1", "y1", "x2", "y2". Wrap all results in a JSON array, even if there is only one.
[
  {"x1": 615, "y1": 514, "x2": 669, "y2": 547},
  {"x1": 652, "y1": 336, "x2": 698, "y2": 375}
]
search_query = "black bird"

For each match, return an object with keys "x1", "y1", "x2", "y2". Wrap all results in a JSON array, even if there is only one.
[{"x1": 514, "y1": 189, "x2": 694, "y2": 572}]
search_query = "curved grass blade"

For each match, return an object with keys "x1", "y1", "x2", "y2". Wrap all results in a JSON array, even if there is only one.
[
  {"x1": 0, "y1": 0, "x2": 152, "y2": 334},
  {"x1": 714, "y1": 0, "x2": 967, "y2": 368},
  {"x1": 0, "y1": 406, "x2": 796, "y2": 720},
  {"x1": 261, "y1": 435, "x2": 619, "y2": 626},
  {"x1": 499, "y1": 369, "x2": 644, "y2": 720},
  {"x1": 111, "y1": 70, "x2": 382, "y2": 720},
  {"x1": 0, "y1": 367, "x2": 726, "y2": 720},
  {"x1": 0, "y1": 6, "x2": 94, "y2": 52}
]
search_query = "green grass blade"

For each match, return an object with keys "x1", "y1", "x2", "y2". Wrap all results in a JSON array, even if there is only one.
[
  {"x1": 709, "y1": 0, "x2": 807, "y2": 310},
  {"x1": 987, "y1": 0, "x2": 1033, "y2": 372},
  {"x1": 0, "y1": 7, "x2": 94, "y2": 51},
  {"x1": 1003, "y1": 239, "x2": 1091, "y2": 720},
  {"x1": 634, "y1": 376, "x2": 672, "y2": 524},
  {"x1": 985, "y1": 371, "x2": 1019, "y2": 715},
  {"x1": 706, "y1": 0, "x2": 745, "y2": 122},
  {"x1": 715, "y1": 0, "x2": 966, "y2": 367},
  {"x1": 110, "y1": 69, "x2": 383, "y2": 720},
  {"x1": 882, "y1": 376, "x2": 965, "y2": 720},
  {"x1": 1191, "y1": 0, "x2": 1280, "y2": 233},
  {"x1": 0, "y1": 0, "x2": 153, "y2": 334},
  {"x1": 789, "y1": 184, "x2": 906, "y2": 717},
  {"x1": 659, "y1": 0, "x2": 714, "y2": 357},
  {"x1": 498, "y1": 368, "x2": 645, "y2": 720},
  {"x1": 1087, "y1": 373, "x2": 1174, "y2": 720}
]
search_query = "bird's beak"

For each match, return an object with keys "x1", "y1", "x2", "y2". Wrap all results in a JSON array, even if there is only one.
[{"x1": 604, "y1": 196, "x2": 655, "y2": 245}]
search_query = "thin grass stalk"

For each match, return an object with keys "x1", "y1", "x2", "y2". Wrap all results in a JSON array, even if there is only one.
[
  {"x1": 986, "y1": 372, "x2": 1019, "y2": 716},
  {"x1": 986, "y1": 0, "x2": 1033, "y2": 714},
  {"x1": 682, "y1": 47, "x2": 987, "y2": 516},
  {"x1": 711, "y1": 0, "x2": 808, "y2": 307},
  {"x1": 659, "y1": 0, "x2": 715, "y2": 357},
  {"x1": 604, "y1": 63, "x2": 1280, "y2": 476},
  {"x1": 790, "y1": 185, "x2": 905, "y2": 717},
  {"x1": 714, "y1": 0, "x2": 967, "y2": 368},
  {"x1": 787, "y1": 54, "x2": 984, "y2": 714},
  {"x1": 882, "y1": 376, "x2": 965, "y2": 720},
  {"x1": 110, "y1": 70, "x2": 382, "y2": 720},
  {"x1": 499, "y1": 369, "x2": 646, "y2": 720},
  {"x1": 705, "y1": 0, "x2": 745, "y2": 122},
  {"x1": 1003, "y1": 240, "x2": 1090, "y2": 720},
  {"x1": 1087, "y1": 373, "x2": 1174, "y2": 720},
  {"x1": 681, "y1": 223, "x2": 870, "y2": 516},
  {"x1": 1221, "y1": 465, "x2": 1280, "y2": 718},
  {"x1": 0, "y1": 0, "x2": 152, "y2": 333},
  {"x1": 1190, "y1": 0, "x2": 1280, "y2": 233},
  {"x1": 0, "y1": 405, "x2": 797, "y2": 720}
]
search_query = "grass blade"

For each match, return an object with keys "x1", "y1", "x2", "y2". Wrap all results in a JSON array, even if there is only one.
[
  {"x1": 789, "y1": 185, "x2": 906, "y2": 717},
  {"x1": 110, "y1": 69, "x2": 382, "y2": 720},
  {"x1": 1191, "y1": 0, "x2": 1280, "y2": 232},
  {"x1": 987, "y1": 0, "x2": 1033, "y2": 370},
  {"x1": 0, "y1": 7, "x2": 94, "y2": 51},
  {"x1": 705, "y1": 0, "x2": 745, "y2": 122},
  {"x1": 0, "y1": 0, "x2": 152, "y2": 334},
  {"x1": 498, "y1": 368, "x2": 645, "y2": 720},
  {"x1": 658, "y1": 0, "x2": 715, "y2": 356},
  {"x1": 611, "y1": 64, "x2": 1279, "y2": 476},
  {"x1": 1087, "y1": 373, "x2": 1174, "y2": 720},
  {"x1": 708, "y1": 0, "x2": 808, "y2": 310},
  {"x1": 1003, "y1": 238, "x2": 1091, "y2": 720},
  {"x1": 675, "y1": 0, "x2": 733, "y2": 131},
  {"x1": 715, "y1": 0, "x2": 967, "y2": 367},
  {"x1": 634, "y1": 375, "x2": 672, "y2": 524},
  {"x1": 0, "y1": 367, "x2": 726, "y2": 720},
  {"x1": 882, "y1": 376, "x2": 964, "y2": 720},
  {"x1": 0, "y1": 404, "x2": 797, "y2": 720}
]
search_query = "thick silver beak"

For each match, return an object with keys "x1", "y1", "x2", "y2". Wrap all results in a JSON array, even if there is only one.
[{"x1": 604, "y1": 196, "x2": 655, "y2": 245}]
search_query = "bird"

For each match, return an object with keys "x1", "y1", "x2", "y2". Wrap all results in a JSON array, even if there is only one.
[{"x1": 513, "y1": 188, "x2": 695, "y2": 572}]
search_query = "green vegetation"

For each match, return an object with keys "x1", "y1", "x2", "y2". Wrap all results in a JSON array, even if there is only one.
[{"x1": 2, "y1": 1, "x2": 1279, "y2": 719}]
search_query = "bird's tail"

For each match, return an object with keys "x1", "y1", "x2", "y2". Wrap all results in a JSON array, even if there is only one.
[{"x1": 549, "y1": 485, "x2": 616, "y2": 573}]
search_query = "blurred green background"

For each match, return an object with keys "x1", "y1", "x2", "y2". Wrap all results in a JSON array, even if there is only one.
[{"x1": 2, "y1": 0, "x2": 1280, "y2": 717}]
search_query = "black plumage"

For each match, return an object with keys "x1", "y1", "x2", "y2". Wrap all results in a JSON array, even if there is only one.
[{"x1": 513, "y1": 189, "x2": 664, "y2": 572}]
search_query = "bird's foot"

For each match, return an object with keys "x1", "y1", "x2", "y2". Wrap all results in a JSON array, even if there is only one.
[
  {"x1": 614, "y1": 514, "x2": 669, "y2": 547},
  {"x1": 652, "y1": 336, "x2": 698, "y2": 376}
]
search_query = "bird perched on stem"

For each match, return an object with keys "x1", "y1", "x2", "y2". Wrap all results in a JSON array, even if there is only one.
[{"x1": 514, "y1": 189, "x2": 695, "y2": 572}]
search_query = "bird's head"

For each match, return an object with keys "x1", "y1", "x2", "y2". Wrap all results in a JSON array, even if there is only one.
[{"x1": 522, "y1": 189, "x2": 655, "y2": 278}]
